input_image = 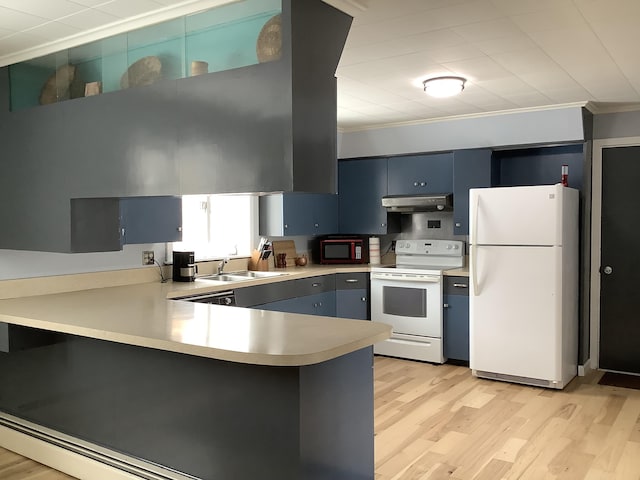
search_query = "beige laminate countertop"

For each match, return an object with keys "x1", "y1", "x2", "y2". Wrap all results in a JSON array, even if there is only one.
[
  {"x1": 0, "y1": 265, "x2": 391, "y2": 367},
  {"x1": 0, "y1": 264, "x2": 468, "y2": 367},
  {"x1": 443, "y1": 266, "x2": 469, "y2": 277}
]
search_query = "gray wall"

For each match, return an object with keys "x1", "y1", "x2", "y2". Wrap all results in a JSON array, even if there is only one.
[
  {"x1": 338, "y1": 106, "x2": 585, "y2": 159},
  {"x1": 593, "y1": 110, "x2": 640, "y2": 139}
]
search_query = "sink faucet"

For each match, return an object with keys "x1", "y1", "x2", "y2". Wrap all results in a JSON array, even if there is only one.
[{"x1": 217, "y1": 258, "x2": 228, "y2": 275}]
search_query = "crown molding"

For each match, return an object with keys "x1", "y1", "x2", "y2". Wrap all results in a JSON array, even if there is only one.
[
  {"x1": 584, "y1": 101, "x2": 640, "y2": 115},
  {"x1": 337, "y1": 102, "x2": 590, "y2": 133}
]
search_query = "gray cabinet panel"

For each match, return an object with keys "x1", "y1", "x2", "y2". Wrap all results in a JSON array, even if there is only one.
[{"x1": 71, "y1": 198, "x2": 121, "y2": 253}]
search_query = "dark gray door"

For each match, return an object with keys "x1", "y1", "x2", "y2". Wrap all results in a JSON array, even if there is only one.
[{"x1": 600, "y1": 145, "x2": 640, "y2": 373}]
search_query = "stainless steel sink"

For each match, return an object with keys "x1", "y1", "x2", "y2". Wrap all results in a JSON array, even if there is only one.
[{"x1": 198, "y1": 271, "x2": 289, "y2": 282}]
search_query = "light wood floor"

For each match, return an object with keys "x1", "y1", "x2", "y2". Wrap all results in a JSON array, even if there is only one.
[
  {"x1": 2, "y1": 356, "x2": 640, "y2": 479},
  {"x1": 374, "y1": 356, "x2": 640, "y2": 480}
]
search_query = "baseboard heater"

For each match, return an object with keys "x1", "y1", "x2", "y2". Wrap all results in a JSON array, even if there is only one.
[{"x1": 0, "y1": 413, "x2": 195, "y2": 480}]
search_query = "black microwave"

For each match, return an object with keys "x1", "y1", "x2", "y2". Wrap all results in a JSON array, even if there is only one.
[{"x1": 315, "y1": 235, "x2": 368, "y2": 264}]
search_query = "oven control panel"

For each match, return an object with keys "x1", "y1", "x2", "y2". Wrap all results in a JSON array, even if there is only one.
[{"x1": 395, "y1": 239, "x2": 464, "y2": 256}]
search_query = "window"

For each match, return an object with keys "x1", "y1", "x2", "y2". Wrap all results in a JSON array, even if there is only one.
[{"x1": 169, "y1": 194, "x2": 258, "y2": 261}]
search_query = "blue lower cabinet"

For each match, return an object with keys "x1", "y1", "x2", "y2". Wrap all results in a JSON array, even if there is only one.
[
  {"x1": 443, "y1": 294, "x2": 469, "y2": 362},
  {"x1": 255, "y1": 291, "x2": 336, "y2": 317},
  {"x1": 336, "y1": 289, "x2": 368, "y2": 320}
]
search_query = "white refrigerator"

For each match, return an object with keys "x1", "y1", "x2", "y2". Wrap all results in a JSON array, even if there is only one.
[{"x1": 469, "y1": 184, "x2": 579, "y2": 389}]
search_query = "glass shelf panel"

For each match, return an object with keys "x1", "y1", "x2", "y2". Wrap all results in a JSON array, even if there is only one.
[{"x1": 7, "y1": 0, "x2": 282, "y2": 112}]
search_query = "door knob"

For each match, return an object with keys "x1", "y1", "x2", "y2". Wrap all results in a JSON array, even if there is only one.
[{"x1": 602, "y1": 266, "x2": 613, "y2": 275}]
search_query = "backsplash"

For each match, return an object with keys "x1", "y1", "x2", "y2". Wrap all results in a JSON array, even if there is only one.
[
  {"x1": 0, "y1": 243, "x2": 168, "y2": 281},
  {"x1": 399, "y1": 211, "x2": 467, "y2": 241},
  {"x1": 270, "y1": 211, "x2": 468, "y2": 265}
]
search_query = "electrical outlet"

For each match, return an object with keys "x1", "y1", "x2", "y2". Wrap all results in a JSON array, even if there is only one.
[{"x1": 143, "y1": 250, "x2": 155, "y2": 266}]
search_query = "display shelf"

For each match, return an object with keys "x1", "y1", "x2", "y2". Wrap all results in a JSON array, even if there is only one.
[{"x1": 8, "y1": 0, "x2": 281, "y2": 112}]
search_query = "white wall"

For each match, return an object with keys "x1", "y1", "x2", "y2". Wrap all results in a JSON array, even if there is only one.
[{"x1": 0, "y1": 243, "x2": 167, "y2": 280}]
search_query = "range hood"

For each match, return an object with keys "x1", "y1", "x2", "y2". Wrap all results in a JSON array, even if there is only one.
[{"x1": 382, "y1": 193, "x2": 453, "y2": 213}]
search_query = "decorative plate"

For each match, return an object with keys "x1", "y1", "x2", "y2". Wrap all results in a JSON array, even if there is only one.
[
  {"x1": 39, "y1": 64, "x2": 77, "y2": 105},
  {"x1": 256, "y1": 14, "x2": 282, "y2": 63},
  {"x1": 120, "y1": 56, "x2": 162, "y2": 89}
]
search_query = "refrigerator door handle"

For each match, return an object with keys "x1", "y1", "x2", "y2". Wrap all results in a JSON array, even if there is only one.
[{"x1": 472, "y1": 195, "x2": 480, "y2": 296}]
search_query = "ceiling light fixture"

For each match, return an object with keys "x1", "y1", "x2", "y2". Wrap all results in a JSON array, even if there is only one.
[{"x1": 422, "y1": 76, "x2": 466, "y2": 98}]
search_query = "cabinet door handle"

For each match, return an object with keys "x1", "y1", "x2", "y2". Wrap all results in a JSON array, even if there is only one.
[
  {"x1": 443, "y1": 303, "x2": 449, "y2": 308},
  {"x1": 314, "y1": 223, "x2": 319, "y2": 228},
  {"x1": 177, "y1": 226, "x2": 183, "y2": 232},
  {"x1": 455, "y1": 223, "x2": 461, "y2": 228},
  {"x1": 345, "y1": 279, "x2": 359, "y2": 284},
  {"x1": 453, "y1": 283, "x2": 468, "y2": 288},
  {"x1": 312, "y1": 282, "x2": 321, "y2": 287},
  {"x1": 419, "y1": 181, "x2": 426, "y2": 186},
  {"x1": 413, "y1": 181, "x2": 419, "y2": 186},
  {"x1": 361, "y1": 297, "x2": 367, "y2": 302}
]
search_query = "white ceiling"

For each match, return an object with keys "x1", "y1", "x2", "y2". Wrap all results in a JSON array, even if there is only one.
[{"x1": 0, "y1": 0, "x2": 639, "y2": 130}]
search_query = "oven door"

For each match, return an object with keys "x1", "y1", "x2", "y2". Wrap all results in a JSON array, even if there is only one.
[{"x1": 371, "y1": 271, "x2": 442, "y2": 338}]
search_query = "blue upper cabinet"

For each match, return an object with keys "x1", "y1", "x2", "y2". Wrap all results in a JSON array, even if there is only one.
[
  {"x1": 452, "y1": 149, "x2": 496, "y2": 235},
  {"x1": 496, "y1": 144, "x2": 584, "y2": 191},
  {"x1": 387, "y1": 153, "x2": 454, "y2": 195},
  {"x1": 259, "y1": 193, "x2": 338, "y2": 236},
  {"x1": 338, "y1": 157, "x2": 400, "y2": 235},
  {"x1": 120, "y1": 196, "x2": 183, "y2": 246}
]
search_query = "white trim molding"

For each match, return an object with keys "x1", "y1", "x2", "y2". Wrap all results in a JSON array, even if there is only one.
[{"x1": 590, "y1": 136, "x2": 640, "y2": 371}]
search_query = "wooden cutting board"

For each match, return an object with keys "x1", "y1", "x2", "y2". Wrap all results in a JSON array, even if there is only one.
[{"x1": 272, "y1": 240, "x2": 297, "y2": 267}]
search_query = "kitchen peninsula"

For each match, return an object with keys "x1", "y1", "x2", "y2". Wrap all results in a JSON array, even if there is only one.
[{"x1": 0, "y1": 278, "x2": 391, "y2": 480}]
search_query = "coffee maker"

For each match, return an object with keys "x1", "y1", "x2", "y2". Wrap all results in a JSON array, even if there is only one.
[{"x1": 173, "y1": 251, "x2": 197, "y2": 282}]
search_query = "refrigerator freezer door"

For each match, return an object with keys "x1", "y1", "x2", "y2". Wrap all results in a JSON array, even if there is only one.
[
  {"x1": 470, "y1": 245, "x2": 563, "y2": 383},
  {"x1": 470, "y1": 184, "x2": 566, "y2": 246}
]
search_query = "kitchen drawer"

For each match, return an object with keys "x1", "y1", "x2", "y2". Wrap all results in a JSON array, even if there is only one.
[
  {"x1": 374, "y1": 337, "x2": 443, "y2": 363},
  {"x1": 335, "y1": 272, "x2": 369, "y2": 290},
  {"x1": 444, "y1": 276, "x2": 469, "y2": 296},
  {"x1": 235, "y1": 275, "x2": 336, "y2": 307}
]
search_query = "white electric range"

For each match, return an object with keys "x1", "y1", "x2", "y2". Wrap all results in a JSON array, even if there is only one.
[{"x1": 371, "y1": 239, "x2": 464, "y2": 363}]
